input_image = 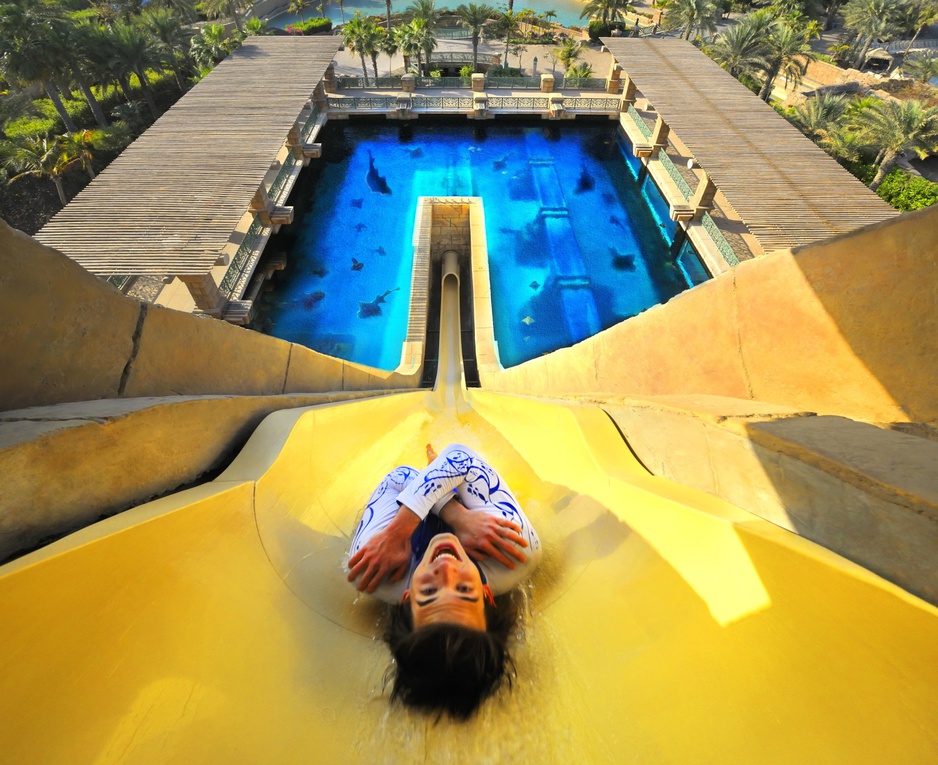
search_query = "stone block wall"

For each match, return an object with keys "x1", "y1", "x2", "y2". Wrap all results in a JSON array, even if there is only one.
[
  {"x1": 482, "y1": 206, "x2": 938, "y2": 425},
  {"x1": 0, "y1": 221, "x2": 420, "y2": 412}
]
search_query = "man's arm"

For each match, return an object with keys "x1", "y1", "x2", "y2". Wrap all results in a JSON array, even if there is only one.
[
  {"x1": 439, "y1": 497, "x2": 529, "y2": 570},
  {"x1": 347, "y1": 504, "x2": 421, "y2": 594}
]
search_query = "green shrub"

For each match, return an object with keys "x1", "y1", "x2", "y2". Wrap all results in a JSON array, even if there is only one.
[
  {"x1": 587, "y1": 20, "x2": 627, "y2": 40},
  {"x1": 737, "y1": 73, "x2": 762, "y2": 95},
  {"x1": 286, "y1": 17, "x2": 333, "y2": 34},
  {"x1": 838, "y1": 157, "x2": 876, "y2": 185},
  {"x1": 4, "y1": 115, "x2": 56, "y2": 138},
  {"x1": 876, "y1": 168, "x2": 938, "y2": 211},
  {"x1": 459, "y1": 65, "x2": 474, "y2": 77},
  {"x1": 486, "y1": 65, "x2": 523, "y2": 77}
]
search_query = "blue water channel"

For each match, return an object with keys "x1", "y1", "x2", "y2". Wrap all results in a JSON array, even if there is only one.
[{"x1": 257, "y1": 118, "x2": 706, "y2": 370}]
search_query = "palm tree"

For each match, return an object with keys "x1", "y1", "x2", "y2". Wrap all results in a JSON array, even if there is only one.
[
  {"x1": 843, "y1": 0, "x2": 902, "y2": 69},
  {"x1": 405, "y1": 0, "x2": 440, "y2": 26},
  {"x1": 65, "y1": 21, "x2": 112, "y2": 128},
  {"x1": 377, "y1": 26, "x2": 397, "y2": 74},
  {"x1": 143, "y1": 8, "x2": 194, "y2": 92},
  {"x1": 244, "y1": 17, "x2": 271, "y2": 34},
  {"x1": 60, "y1": 130, "x2": 97, "y2": 180},
  {"x1": 791, "y1": 92, "x2": 849, "y2": 153},
  {"x1": 902, "y1": 0, "x2": 938, "y2": 57},
  {"x1": 289, "y1": 0, "x2": 310, "y2": 23},
  {"x1": 103, "y1": 21, "x2": 163, "y2": 120},
  {"x1": 456, "y1": 3, "x2": 494, "y2": 72},
  {"x1": 851, "y1": 98, "x2": 938, "y2": 189},
  {"x1": 393, "y1": 22, "x2": 417, "y2": 72},
  {"x1": 494, "y1": 10, "x2": 520, "y2": 65},
  {"x1": 758, "y1": 19, "x2": 818, "y2": 101},
  {"x1": 342, "y1": 13, "x2": 374, "y2": 83},
  {"x1": 200, "y1": 0, "x2": 249, "y2": 32},
  {"x1": 578, "y1": 0, "x2": 632, "y2": 25},
  {"x1": 707, "y1": 11, "x2": 771, "y2": 79},
  {"x1": 903, "y1": 50, "x2": 938, "y2": 82},
  {"x1": 149, "y1": 0, "x2": 198, "y2": 21},
  {"x1": 666, "y1": 0, "x2": 718, "y2": 40},
  {"x1": 189, "y1": 22, "x2": 237, "y2": 70},
  {"x1": 397, "y1": 17, "x2": 436, "y2": 74},
  {"x1": 336, "y1": 0, "x2": 346, "y2": 23},
  {"x1": 555, "y1": 37, "x2": 581, "y2": 71},
  {"x1": 362, "y1": 19, "x2": 384, "y2": 79},
  {"x1": 3, "y1": 134, "x2": 78, "y2": 206},
  {"x1": 564, "y1": 61, "x2": 594, "y2": 81},
  {"x1": 0, "y1": 0, "x2": 79, "y2": 133}
]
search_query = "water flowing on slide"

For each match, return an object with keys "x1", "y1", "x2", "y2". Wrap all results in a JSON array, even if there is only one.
[{"x1": 1, "y1": 261, "x2": 937, "y2": 763}]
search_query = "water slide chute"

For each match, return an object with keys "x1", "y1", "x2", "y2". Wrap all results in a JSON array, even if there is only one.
[{"x1": 1, "y1": 271, "x2": 937, "y2": 764}]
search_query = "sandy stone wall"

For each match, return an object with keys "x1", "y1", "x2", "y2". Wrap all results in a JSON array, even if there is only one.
[
  {"x1": 600, "y1": 394, "x2": 938, "y2": 604},
  {"x1": 0, "y1": 221, "x2": 420, "y2": 412},
  {"x1": 482, "y1": 205, "x2": 938, "y2": 425}
]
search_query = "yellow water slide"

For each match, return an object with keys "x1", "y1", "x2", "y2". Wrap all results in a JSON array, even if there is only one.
[{"x1": 2, "y1": 269, "x2": 937, "y2": 764}]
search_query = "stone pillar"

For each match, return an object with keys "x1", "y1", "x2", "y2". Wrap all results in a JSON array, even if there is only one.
[
  {"x1": 250, "y1": 187, "x2": 274, "y2": 225},
  {"x1": 323, "y1": 62, "x2": 337, "y2": 94},
  {"x1": 312, "y1": 81, "x2": 326, "y2": 105},
  {"x1": 691, "y1": 171, "x2": 718, "y2": 213},
  {"x1": 471, "y1": 73, "x2": 486, "y2": 92},
  {"x1": 287, "y1": 126, "x2": 304, "y2": 159},
  {"x1": 180, "y1": 272, "x2": 225, "y2": 314},
  {"x1": 607, "y1": 63, "x2": 622, "y2": 95},
  {"x1": 651, "y1": 115, "x2": 669, "y2": 147},
  {"x1": 540, "y1": 73, "x2": 555, "y2": 92},
  {"x1": 401, "y1": 73, "x2": 416, "y2": 93},
  {"x1": 620, "y1": 73, "x2": 636, "y2": 112}
]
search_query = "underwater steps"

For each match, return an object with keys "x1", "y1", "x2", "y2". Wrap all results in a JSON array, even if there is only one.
[{"x1": 525, "y1": 136, "x2": 601, "y2": 344}]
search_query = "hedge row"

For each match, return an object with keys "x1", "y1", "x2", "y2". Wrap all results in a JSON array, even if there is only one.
[{"x1": 285, "y1": 17, "x2": 333, "y2": 34}]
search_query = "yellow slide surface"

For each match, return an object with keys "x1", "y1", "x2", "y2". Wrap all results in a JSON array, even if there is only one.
[{"x1": 2, "y1": 277, "x2": 938, "y2": 764}]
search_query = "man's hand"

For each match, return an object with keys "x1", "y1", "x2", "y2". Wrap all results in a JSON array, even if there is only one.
[
  {"x1": 440, "y1": 499, "x2": 528, "y2": 570},
  {"x1": 347, "y1": 507, "x2": 420, "y2": 593}
]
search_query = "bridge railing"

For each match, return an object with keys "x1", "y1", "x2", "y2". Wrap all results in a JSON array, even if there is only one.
[
  {"x1": 335, "y1": 75, "x2": 620, "y2": 92},
  {"x1": 413, "y1": 95, "x2": 475, "y2": 109}
]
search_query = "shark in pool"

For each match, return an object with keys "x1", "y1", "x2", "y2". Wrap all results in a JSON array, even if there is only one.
[
  {"x1": 610, "y1": 247, "x2": 636, "y2": 271},
  {"x1": 575, "y1": 166, "x2": 595, "y2": 194},
  {"x1": 366, "y1": 151, "x2": 392, "y2": 195},
  {"x1": 357, "y1": 287, "x2": 400, "y2": 318}
]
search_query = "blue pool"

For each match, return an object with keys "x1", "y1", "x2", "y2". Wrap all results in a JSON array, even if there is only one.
[
  {"x1": 257, "y1": 118, "x2": 705, "y2": 370},
  {"x1": 269, "y1": 0, "x2": 606, "y2": 31}
]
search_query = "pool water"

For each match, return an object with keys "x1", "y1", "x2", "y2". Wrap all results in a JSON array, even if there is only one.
[
  {"x1": 257, "y1": 118, "x2": 703, "y2": 370},
  {"x1": 269, "y1": 0, "x2": 603, "y2": 32}
]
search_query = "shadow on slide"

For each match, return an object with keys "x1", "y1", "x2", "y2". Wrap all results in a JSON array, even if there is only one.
[{"x1": 1, "y1": 272, "x2": 937, "y2": 763}]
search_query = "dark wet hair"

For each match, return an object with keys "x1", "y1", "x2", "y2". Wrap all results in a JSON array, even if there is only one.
[{"x1": 384, "y1": 593, "x2": 519, "y2": 721}]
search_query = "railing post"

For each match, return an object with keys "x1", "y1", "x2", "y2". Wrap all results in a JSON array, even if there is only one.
[
  {"x1": 250, "y1": 187, "x2": 273, "y2": 225},
  {"x1": 179, "y1": 272, "x2": 225, "y2": 314},
  {"x1": 651, "y1": 115, "x2": 669, "y2": 148},
  {"x1": 401, "y1": 73, "x2": 416, "y2": 93},
  {"x1": 472, "y1": 73, "x2": 486, "y2": 92},
  {"x1": 607, "y1": 62, "x2": 622, "y2": 95},
  {"x1": 323, "y1": 62, "x2": 337, "y2": 94},
  {"x1": 619, "y1": 72, "x2": 636, "y2": 112},
  {"x1": 691, "y1": 171, "x2": 718, "y2": 217},
  {"x1": 540, "y1": 73, "x2": 555, "y2": 92}
]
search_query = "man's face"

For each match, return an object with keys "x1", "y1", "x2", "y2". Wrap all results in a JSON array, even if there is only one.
[{"x1": 408, "y1": 533, "x2": 486, "y2": 631}]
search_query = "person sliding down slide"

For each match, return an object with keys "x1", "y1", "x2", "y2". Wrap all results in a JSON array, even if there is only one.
[{"x1": 347, "y1": 443, "x2": 542, "y2": 720}]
